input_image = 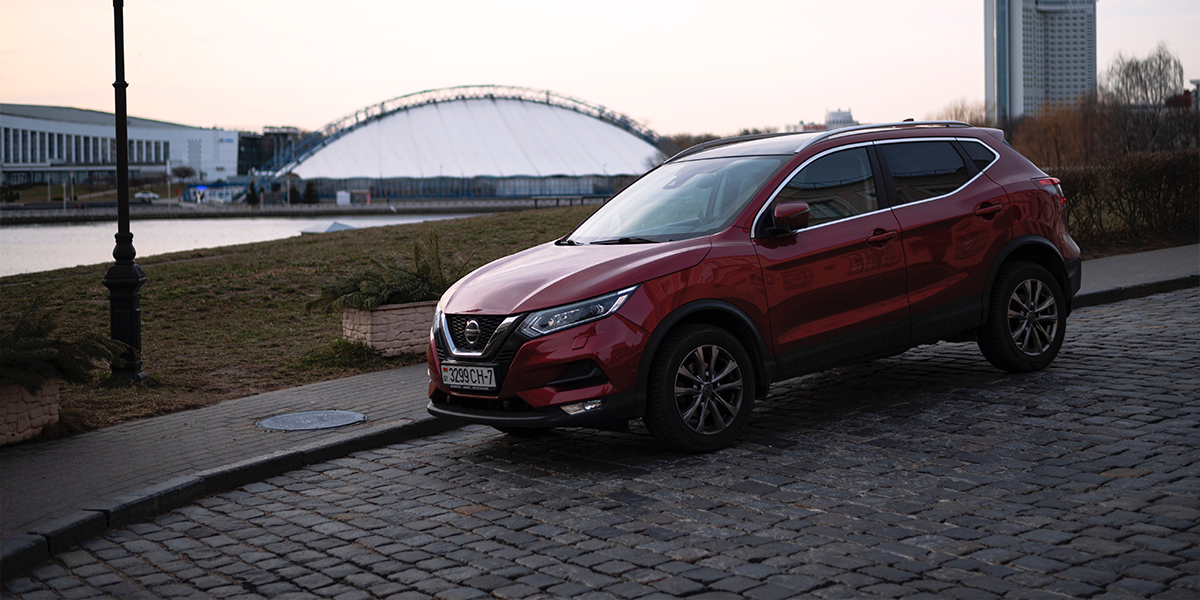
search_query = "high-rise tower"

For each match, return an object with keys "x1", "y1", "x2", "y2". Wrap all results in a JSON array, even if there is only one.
[{"x1": 985, "y1": 0, "x2": 1097, "y2": 124}]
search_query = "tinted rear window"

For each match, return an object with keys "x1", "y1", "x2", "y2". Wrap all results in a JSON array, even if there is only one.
[
  {"x1": 961, "y1": 140, "x2": 998, "y2": 171},
  {"x1": 878, "y1": 141, "x2": 971, "y2": 206}
]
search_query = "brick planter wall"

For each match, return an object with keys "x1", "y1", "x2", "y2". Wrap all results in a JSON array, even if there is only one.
[
  {"x1": 1, "y1": 378, "x2": 60, "y2": 446},
  {"x1": 342, "y1": 301, "x2": 438, "y2": 356}
]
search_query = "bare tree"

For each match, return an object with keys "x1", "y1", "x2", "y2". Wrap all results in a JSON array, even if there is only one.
[
  {"x1": 1102, "y1": 42, "x2": 1185, "y2": 106},
  {"x1": 1100, "y1": 43, "x2": 1195, "y2": 153},
  {"x1": 736, "y1": 126, "x2": 780, "y2": 136},
  {"x1": 928, "y1": 99, "x2": 992, "y2": 127}
]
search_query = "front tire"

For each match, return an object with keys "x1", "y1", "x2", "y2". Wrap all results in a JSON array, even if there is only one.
[
  {"x1": 978, "y1": 262, "x2": 1066, "y2": 373},
  {"x1": 643, "y1": 325, "x2": 754, "y2": 453}
]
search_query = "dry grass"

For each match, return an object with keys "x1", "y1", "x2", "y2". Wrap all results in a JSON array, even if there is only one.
[
  {"x1": 0, "y1": 206, "x2": 596, "y2": 436},
  {"x1": 2, "y1": 202, "x2": 1188, "y2": 438}
]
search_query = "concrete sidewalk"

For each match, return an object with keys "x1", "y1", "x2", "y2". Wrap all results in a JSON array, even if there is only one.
[{"x1": 1, "y1": 244, "x2": 1196, "y2": 578}]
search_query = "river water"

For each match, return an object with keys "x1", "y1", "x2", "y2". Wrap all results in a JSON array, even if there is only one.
[{"x1": 0, "y1": 214, "x2": 474, "y2": 278}]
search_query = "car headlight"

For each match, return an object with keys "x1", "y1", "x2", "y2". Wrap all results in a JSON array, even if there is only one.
[
  {"x1": 518, "y1": 286, "x2": 637, "y2": 338},
  {"x1": 431, "y1": 306, "x2": 442, "y2": 336}
]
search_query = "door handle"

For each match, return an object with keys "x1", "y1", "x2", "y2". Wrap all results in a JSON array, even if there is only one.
[
  {"x1": 974, "y1": 203, "x2": 1003, "y2": 218},
  {"x1": 867, "y1": 229, "x2": 898, "y2": 246}
]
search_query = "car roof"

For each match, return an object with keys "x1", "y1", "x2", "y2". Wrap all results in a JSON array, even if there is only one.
[{"x1": 670, "y1": 121, "x2": 979, "y2": 162}]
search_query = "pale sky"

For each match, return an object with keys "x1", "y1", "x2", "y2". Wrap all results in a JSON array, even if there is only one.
[{"x1": 1, "y1": 0, "x2": 1197, "y2": 137}]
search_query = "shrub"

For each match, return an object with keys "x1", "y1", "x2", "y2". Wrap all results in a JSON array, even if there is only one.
[
  {"x1": 307, "y1": 227, "x2": 474, "y2": 313},
  {"x1": 0, "y1": 301, "x2": 127, "y2": 394},
  {"x1": 1050, "y1": 149, "x2": 1199, "y2": 245}
]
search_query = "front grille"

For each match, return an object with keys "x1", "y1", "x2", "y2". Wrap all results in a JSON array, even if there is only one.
[
  {"x1": 447, "y1": 315, "x2": 507, "y2": 352},
  {"x1": 435, "y1": 317, "x2": 529, "y2": 396}
]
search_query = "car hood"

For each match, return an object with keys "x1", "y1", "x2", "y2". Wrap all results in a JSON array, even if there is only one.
[{"x1": 442, "y1": 237, "x2": 711, "y2": 316}]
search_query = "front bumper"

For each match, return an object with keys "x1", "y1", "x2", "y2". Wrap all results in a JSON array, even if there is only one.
[
  {"x1": 427, "y1": 390, "x2": 638, "y2": 429},
  {"x1": 426, "y1": 308, "x2": 649, "y2": 429}
]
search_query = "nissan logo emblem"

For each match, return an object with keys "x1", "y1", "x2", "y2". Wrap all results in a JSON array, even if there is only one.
[{"x1": 464, "y1": 319, "x2": 481, "y2": 346}]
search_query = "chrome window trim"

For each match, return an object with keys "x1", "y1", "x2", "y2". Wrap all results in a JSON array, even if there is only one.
[
  {"x1": 441, "y1": 314, "x2": 521, "y2": 359},
  {"x1": 754, "y1": 136, "x2": 1003, "y2": 237},
  {"x1": 751, "y1": 141, "x2": 881, "y2": 237},
  {"x1": 874, "y1": 137, "x2": 999, "y2": 210},
  {"x1": 956, "y1": 138, "x2": 1001, "y2": 170}
]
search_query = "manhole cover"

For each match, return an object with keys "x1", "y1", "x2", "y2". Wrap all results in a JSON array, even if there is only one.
[{"x1": 256, "y1": 410, "x2": 367, "y2": 431}]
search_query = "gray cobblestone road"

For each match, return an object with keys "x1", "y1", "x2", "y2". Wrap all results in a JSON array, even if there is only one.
[{"x1": 5, "y1": 289, "x2": 1198, "y2": 600}]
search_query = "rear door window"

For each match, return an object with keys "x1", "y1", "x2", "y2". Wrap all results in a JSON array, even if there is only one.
[{"x1": 877, "y1": 141, "x2": 972, "y2": 206}]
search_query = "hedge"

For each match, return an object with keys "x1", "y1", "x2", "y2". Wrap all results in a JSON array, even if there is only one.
[{"x1": 1048, "y1": 150, "x2": 1198, "y2": 245}]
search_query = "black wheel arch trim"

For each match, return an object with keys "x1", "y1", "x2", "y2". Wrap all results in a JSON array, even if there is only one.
[
  {"x1": 633, "y1": 299, "x2": 775, "y2": 417},
  {"x1": 983, "y1": 235, "x2": 1073, "y2": 318}
]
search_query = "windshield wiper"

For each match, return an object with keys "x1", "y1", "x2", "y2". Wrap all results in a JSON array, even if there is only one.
[
  {"x1": 590, "y1": 237, "x2": 658, "y2": 245},
  {"x1": 555, "y1": 238, "x2": 581, "y2": 246}
]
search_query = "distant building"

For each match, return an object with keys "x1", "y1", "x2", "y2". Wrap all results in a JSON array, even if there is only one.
[
  {"x1": 985, "y1": 0, "x2": 1097, "y2": 124},
  {"x1": 236, "y1": 126, "x2": 303, "y2": 176},
  {"x1": 0, "y1": 104, "x2": 240, "y2": 187},
  {"x1": 786, "y1": 109, "x2": 860, "y2": 133},
  {"x1": 269, "y1": 85, "x2": 664, "y2": 200}
]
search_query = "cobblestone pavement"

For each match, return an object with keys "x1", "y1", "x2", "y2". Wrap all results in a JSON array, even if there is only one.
[{"x1": 5, "y1": 289, "x2": 1198, "y2": 600}]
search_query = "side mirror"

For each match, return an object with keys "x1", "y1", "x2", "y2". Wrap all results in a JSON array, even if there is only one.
[{"x1": 772, "y1": 201, "x2": 810, "y2": 234}]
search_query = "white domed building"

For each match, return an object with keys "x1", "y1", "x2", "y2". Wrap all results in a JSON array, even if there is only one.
[{"x1": 262, "y1": 86, "x2": 666, "y2": 200}]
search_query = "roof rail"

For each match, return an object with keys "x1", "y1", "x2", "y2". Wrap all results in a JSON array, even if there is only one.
[
  {"x1": 799, "y1": 120, "x2": 972, "y2": 152},
  {"x1": 663, "y1": 121, "x2": 975, "y2": 163},
  {"x1": 666, "y1": 131, "x2": 795, "y2": 163}
]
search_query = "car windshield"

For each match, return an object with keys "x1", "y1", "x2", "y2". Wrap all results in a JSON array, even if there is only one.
[{"x1": 567, "y1": 156, "x2": 785, "y2": 244}]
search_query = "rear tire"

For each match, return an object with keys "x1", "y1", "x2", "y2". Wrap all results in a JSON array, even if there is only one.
[
  {"x1": 978, "y1": 262, "x2": 1066, "y2": 373},
  {"x1": 643, "y1": 325, "x2": 754, "y2": 453}
]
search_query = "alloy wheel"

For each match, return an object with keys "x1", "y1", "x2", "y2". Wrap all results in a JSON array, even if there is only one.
[
  {"x1": 673, "y1": 345, "x2": 744, "y2": 435},
  {"x1": 1007, "y1": 278, "x2": 1059, "y2": 356}
]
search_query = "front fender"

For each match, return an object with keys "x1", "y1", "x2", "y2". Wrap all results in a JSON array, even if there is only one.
[{"x1": 632, "y1": 299, "x2": 775, "y2": 417}]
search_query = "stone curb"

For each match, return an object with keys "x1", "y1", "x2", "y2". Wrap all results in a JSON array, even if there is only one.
[
  {"x1": 1073, "y1": 273, "x2": 1199, "y2": 309},
  {"x1": 4, "y1": 276, "x2": 1198, "y2": 581},
  {"x1": 0, "y1": 415, "x2": 460, "y2": 581}
]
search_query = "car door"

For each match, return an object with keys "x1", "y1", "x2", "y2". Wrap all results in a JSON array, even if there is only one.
[
  {"x1": 874, "y1": 138, "x2": 1012, "y2": 342},
  {"x1": 752, "y1": 144, "x2": 909, "y2": 377}
]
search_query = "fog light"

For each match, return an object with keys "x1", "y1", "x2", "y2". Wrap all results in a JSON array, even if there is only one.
[{"x1": 561, "y1": 399, "x2": 602, "y2": 415}]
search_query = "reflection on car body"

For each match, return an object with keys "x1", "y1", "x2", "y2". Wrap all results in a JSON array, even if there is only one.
[{"x1": 426, "y1": 121, "x2": 1082, "y2": 453}]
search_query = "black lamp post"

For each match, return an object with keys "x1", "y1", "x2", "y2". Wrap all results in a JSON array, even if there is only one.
[{"x1": 102, "y1": 0, "x2": 147, "y2": 382}]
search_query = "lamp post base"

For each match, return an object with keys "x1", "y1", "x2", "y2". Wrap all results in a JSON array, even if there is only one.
[{"x1": 103, "y1": 259, "x2": 146, "y2": 382}]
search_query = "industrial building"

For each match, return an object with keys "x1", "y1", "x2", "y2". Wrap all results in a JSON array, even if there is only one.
[
  {"x1": 0, "y1": 104, "x2": 240, "y2": 187},
  {"x1": 261, "y1": 85, "x2": 665, "y2": 200},
  {"x1": 985, "y1": 0, "x2": 1098, "y2": 123}
]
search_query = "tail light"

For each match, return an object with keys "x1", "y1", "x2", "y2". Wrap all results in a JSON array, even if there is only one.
[{"x1": 1034, "y1": 177, "x2": 1065, "y2": 207}]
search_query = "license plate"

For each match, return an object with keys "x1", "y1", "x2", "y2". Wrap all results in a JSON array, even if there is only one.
[{"x1": 441, "y1": 364, "x2": 496, "y2": 391}]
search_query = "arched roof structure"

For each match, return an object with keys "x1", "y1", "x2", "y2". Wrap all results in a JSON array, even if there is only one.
[{"x1": 264, "y1": 85, "x2": 665, "y2": 180}]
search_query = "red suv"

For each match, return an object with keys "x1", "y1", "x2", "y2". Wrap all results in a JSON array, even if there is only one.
[{"x1": 427, "y1": 121, "x2": 1082, "y2": 452}]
